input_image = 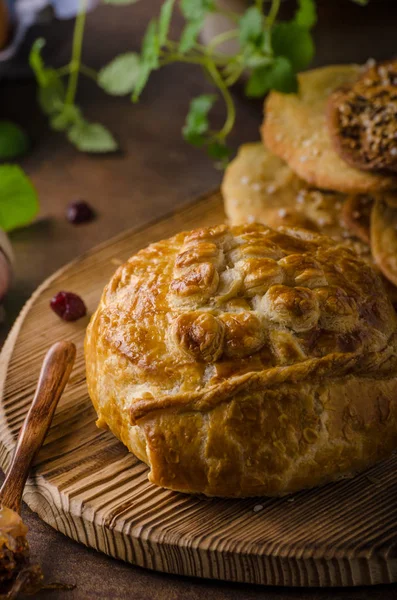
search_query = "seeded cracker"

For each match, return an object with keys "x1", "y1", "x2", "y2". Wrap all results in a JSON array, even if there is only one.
[
  {"x1": 328, "y1": 60, "x2": 397, "y2": 173},
  {"x1": 262, "y1": 65, "x2": 397, "y2": 194}
]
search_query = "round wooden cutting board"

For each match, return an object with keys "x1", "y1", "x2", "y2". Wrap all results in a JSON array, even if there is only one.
[{"x1": 0, "y1": 192, "x2": 396, "y2": 588}]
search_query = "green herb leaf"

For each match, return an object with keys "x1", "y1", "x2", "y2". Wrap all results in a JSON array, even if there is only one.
[
  {"x1": 67, "y1": 121, "x2": 118, "y2": 153},
  {"x1": 271, "y1": 22, "x2": 314, "y2": 71},
  {"x1": 295, "y1": 0, "x2": 317, "y2": 29},
  {"x1": 0, "y1": 165, "x2": 38, "y2": 231},
  {"x1": 37, "y1": 70, "x2": 65, "y2": 116},
  {"x1": 50, "y1": 105, "x2": 82, "y2": 132},
  {"x1": 179, "y1": 0, "x2": 215, "y2": 52},
  {"x1": 246, "y1": 56, "x2": 297, "y2": 97},
  {"x1": 158, "y1": 0, "x2": 175, "y2": 46},
  {"x1": 29, "y1": 38, "x2": 46, "y2": 85},
  {"x1": 132, "y1": 20, "x2": 160, "y2": 101},
  {"x1": 30, "y1": 39, "x2": 65, "y2": 115},
  {"x1": 238, "y1": 6, "x2": 263, "y2": 45},
  {"x1": 179, "y1": 20, "x2": 202, "y2": 53},
  {"x1": 207, "y1": 140, "x2": 231, "y2": 162},
  {"x1": 183, "y1": 94, "x2": 217, "y2": 146},
  {"x1": 0, "y1": 122, "x2": 29, "y2": 160},
  {"x1": 99, "y1": 52, "x2": 141, "y2": 96},
  {"x1": 180, "y1": 0, "x2": 215, "y2": 22}
]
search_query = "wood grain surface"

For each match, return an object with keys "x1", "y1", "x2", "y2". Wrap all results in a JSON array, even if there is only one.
[{"x1": 0, "y1": 192, "x2": 396, "y2": 588}]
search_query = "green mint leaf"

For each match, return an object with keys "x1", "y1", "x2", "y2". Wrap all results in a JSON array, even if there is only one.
[
  {"x1": 183, "y1": 94, "x2": 217, "y2": 146},
  {"x1": 295, "y1": 0, "x2": 317, "y2": 29},
  {"x1": 207, "y1": 140, "x2": 231, "y2": 162},
  {"x1": 50, "y1": 105, "x2": 82, "y2": 132},
  {"x1": 158, "y1": 0, "x2": 175, "y2": 46},
  {"x1": 99, "y1": 53, "x2": 141, "y2": 96},
  {"x1": 179, "y1": 0, "x2": 215, "y2": 51},
  {"x1": 141, "y1": 20, "x2": 160, "y2": 69},
  {"x1": 180, "y1": 0, "x2": 215, "y2": 22},
  {"x1": 67, "y1": 121, "x2": 118, "y2": 153},
  {"x1": 272, "y1": 22, "x2": 314, "y2": 71},
  {"x1": 238, "y1": 6, "x2": 263, "y2": 46},
  {"x1": 350, "y1": 0, "x2": 369, "y2": 4},
  {"x1": 30, "y1": 40, "x2": 65, "y2": 114},
  {"x1": 0, "y1": 121, "x2": 29, "y2": 160},
  {"x1": 246, "y1": 57, "x2": 297, "y2": 97},
  {"x1": 132, "y1": 20, "x2": 160, "y2": 101},
  {"x1": 0, "y1": 165, "x2": 38, "y2": 232},
  {"x1": 179, "y1": 20, "x2": 202, "y2": 53},
  {"x1": 37, "y1": 69, "x2": 65, "y2": 115},
  {"x1": 29, "y1": 38, "x2": 46, "y2": 85},
  {"x1": 102, "y1": 0, "x2": 141, "y2": 4}
]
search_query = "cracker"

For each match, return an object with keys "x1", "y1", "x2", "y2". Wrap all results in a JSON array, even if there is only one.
[
  {"x1": 341, "y1": 194, "x2": 373, "y2": 244},
  {"x1": 371, "y1": 197, "x2": 397, "y2": 287},
  {"x1": 223, "y1": 143, "x2": 353, "y2": 243},
  {"x1": 328, "y1": 60, "x2": 397, "y2": 173},
  {"x1": 262, "y1": 65, "x2": 397, "y2": 194}
]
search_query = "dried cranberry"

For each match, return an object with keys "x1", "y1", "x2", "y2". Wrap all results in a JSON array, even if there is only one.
[
  {"x1": 50, "y1": 291, "x2": 87, "y2": 322},
  {"x1": 66, "y1": 201, "x2": 95, "y2": 225}
]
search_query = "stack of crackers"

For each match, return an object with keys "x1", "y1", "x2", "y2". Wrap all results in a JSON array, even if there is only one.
[{"x1": 222, "y1": 62, "x2": 397, "y2": 301}]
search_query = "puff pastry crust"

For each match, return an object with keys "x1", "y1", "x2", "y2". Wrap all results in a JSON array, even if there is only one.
[{"x1": 85, "y1": 224, "x2": 397, "y2": 497}]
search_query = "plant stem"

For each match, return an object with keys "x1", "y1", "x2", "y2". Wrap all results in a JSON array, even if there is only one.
[
  {"x1": 207, "y1": 29, "x2": 239, "y2": 53},
  {"x1": 56, "y1": 65, "x2": 70, "y2": 77},
  {"x1": 216, "y1": 9, "x2": 240, "y2": 24},
  {"x1": 65, "y1": 0, "x2": 88, "y2": 106},
  {"x1": 80, "y1": 64, "x2": 98, "y2": 81},
  {"x1": 205, "y1": 62, "x2": 235, "y2": 139},
  {"x1": 266, "y1": 0, "x2": 281, "y2": 27},
  {"x1": 160, "y1": 52, "x2": 230, "y2": 67}
]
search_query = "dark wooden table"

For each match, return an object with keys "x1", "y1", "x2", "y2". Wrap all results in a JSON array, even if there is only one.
[{"x1": 0, "y1": 1, "x2": 397, "y2": 598}]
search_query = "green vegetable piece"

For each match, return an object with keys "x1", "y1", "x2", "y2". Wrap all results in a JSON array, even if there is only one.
[
  {"x1": 0, "y1": 121, "x2": 29, "y2": 160},
  {"x1": 295, "y1": 0, "x2": 317, "y2": 29},
  {"x1": 158, "y1": 0, "x2": 175, "y2": 46},
  {"x1": 246, "y1": 56, "x2": 297, "y2": 97},
  {"x1": 272, "y1": 22, "x2": 315, "y2": 71},
  {"x1": 183, "y1": 94, "x2": 217, "y2": 146},
  {"x1": 67, "y1": 121, "x2": 118, "y2": 153},
  {"x1": 0, "y1": 165, "x2": 38, "y2": 232},
  {"x1": 99, "y1": 52, "x2": 141, "y2": 96}
]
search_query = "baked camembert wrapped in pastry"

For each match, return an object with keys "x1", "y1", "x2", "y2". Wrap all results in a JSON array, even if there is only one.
[{"x1": 85, "y1": 224, "x2": 397, "y2": 497}]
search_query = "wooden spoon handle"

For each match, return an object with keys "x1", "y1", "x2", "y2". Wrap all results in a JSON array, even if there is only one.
[{"x1": 0, "y1": 341, "x2": 76, "y2": 513}]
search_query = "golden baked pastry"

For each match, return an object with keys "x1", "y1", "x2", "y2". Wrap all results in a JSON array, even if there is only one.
[
  {"x1": 328, "y1": 60, "x2": 397, "y2": 172},
  {"x1": 85, "y1": 223, "x2": 397, "y2": 497},
  {"x1": 262, "y1": 65, "x2": 397, "y2": 194}
]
